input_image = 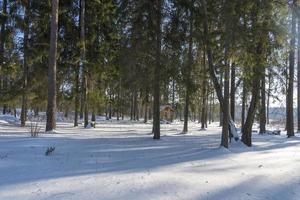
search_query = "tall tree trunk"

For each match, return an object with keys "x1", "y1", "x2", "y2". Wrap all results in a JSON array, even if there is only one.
[
  {"x1": 201, "y1": 0, "x2": 239, "y2": 143},
  {"x1": 109, "y1": 93, "x2": 112, "y2": 119},
  {"x1": 208, "y1": 89, "x2": 212, "y2": 124},
  {"x1": 133, "y1": 91, "x2": 136, "y2": 120},
  {"x1": 202, "y1": 0, "x2": 224, "y2": 105},
  {"x1": 242, "y1": 39, "x2": 264, "y2": 146},
  {"x1": 149, "y1": 101, "x2": 152, "y2": 120},
  {"x1": 230, "y1": 63, "x2": 235, "y2": 121},
  {"x1": 144, "y1": 91, "x2": 149, "y2": 123},
  {"x1": 130, "y1": 92, "x2": 134, "y2": 120},
  {"x1": 2, "y1": 105, "x2": 7, "y2": 115},
  {"x1": 21, "y1": 0, "x2": 30, "y2": 127},
  {"x1": 221, "y1": 51, "x2": 230, "y2": 148},
  {"x1": 259, "y1": 69, "x2": 266, "y2": 134},
  {"x1": 211, "y1": 89, "x2": 215, "y2": 122},
  {"x1": 134, "y1": 91, "x2": 138, "y2": 120},
  {"x1": 0, "y1": 0, "x2": 7, "y2": 113},
  {"x1": 172, "y1": 79, "x2": 177, "y2": 122},
  {"x1": 91, "y1": 111, "x2": 96, "y2": 122},
  {"x1": 297, "y1": 10, "x2": 300, "y2": 132},
  {"x1": 286, "y1": 0, "x2": 296, "y2": 137},
  {"x1": 201, "y1": 93, "x2": 206, "y2": 129},
  {"x1": 219, "y1": 72, "x2": 223, "y2": 126},
  {"x1": 64, "y1": 106, "x2": 69, "y2": 118},
  {"x1": 74, "y1": 63, "x2": 80, "y2": 126},
  {"x1": 183, "y1": 89, "x2": 190, "y2": 133},
  {"x1": 182, "y1": 9, "x2": 193, "y2": 134},
  {"x1": 241, "y1": 78, "x2": 247, "y2": 132},
  {"x1": 80, "y1": 97, "x2": 83, "y2": 119},
  {"x1": 205, "y1": 92, "x2": 209, "y2": 128},
  {"x1": 117, "y1": 79, "x2": 121, "y2": 121},
  {"x1": 136, "y1": 94, "x2": 139, "y2": 121},
  {"x1": 46, "y1": 0, "x2": 59, "y2": 132},
  {"x1": 34, "y1": 107, "x2": 39, "y2": 117},
  {"x1": 163, "y1": 82, "x2": 169, "y2": 104},
  {"x1": 201, "y1": 51, "x2": 207, "y2": 129},
  {"x1": 144, "y1": 103, "x2": 148, "y2": 123},
  {"x1": 221, "y1": 6, "x2": 231, "y2": 147},
  {"x1": 172, "y1": 79, "x2": 175, "y2": 108},
  {"x1": 267, "y1": 69, "x2": 271, "y2": 124},
  {"x1": 80, "y1": 0, "x2": 88, "y2": 128},
  {"x1": 153, "y1": 0, "x2": 162, "y2": 139},
  {"x1": 242, "y1": 75, "x2": 260, "y2": 146}
]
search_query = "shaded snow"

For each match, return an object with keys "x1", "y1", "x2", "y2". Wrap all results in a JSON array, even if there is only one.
[
  {"x1": 0, "y1": 120, "x2": 300, "y2": 200},
  {"x1": 0, "y1": 114, "x2": 19, "y2": 124}
]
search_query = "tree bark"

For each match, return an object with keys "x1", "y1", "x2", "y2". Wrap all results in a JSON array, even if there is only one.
[
  {"x1": 259, "y1": 69, "x2": 266, "y2": 134},
  {"x1": 172, "y1": 79, "x2": 175, "y2": 108},
  {"x1": 80, "y1": 0, "x2": 88, "y2": 128},
  {"x1": 221, "y1": 3, "x2": 231, "y2": 147},
  {"x1": 183, "y1": 88, "x2": 190, "y2": 133},
  {"x1": 267, "y1": 69, "x2": 271, "y2": 124},
  {"x1": 205, "y1": 88, "x2": 209, "y2": 128},
  {"x1": 80, "y1": 97, "x2": 83, "y2": 119},
  {"x1": 91, "y1": 112, "x2": 96, "y2": 122},
  {"x1": 109, "y1": 93, "x2": 112, "y2": 119},
  {"x1": 201, "y1": 51, "x2": 207, "y2": 129},
  {"x1": 0, "y1": 0, "x2": 7, "y2": 113},
  {"x1": 182, "y1": 9, "x2": 193, "y2": 134},
  {"x1": 153, "y1": 0, "x2": 162, "y2": 139},
  {"x1": 297, "y1": 7, "x2": 300, "y2": 132},
  {"x1": 134, "y1": 91, "x2": 138, "y2": 120},
  {"x1": 219, "y1": 72, "x2": 223, "y2": 126},
  {"x1": 34, "y1": 107, "x2": 39, "y2": 117},
  {"x1": 230, "y1": 63, "x2": 235, "y2": 121},
  {"x1": 221, "y1": 52, "x2": 229, "y2": 148},
  {"x1": 21, "y1": 0, "x2": 30, "y2": 127},
  {"x1": 242, "y1": 39, "x2": 264, "y2": 146},
  {"x1": 130, "y1": 92, "x2": 134, "y2": 120},
  {"x1": 46, "y1": 0, "x2": 59, "y2": 132},
  {"x1": 242, "y1": 70, "x2": 261, "y2": 146},
  {"x1": 241, "y1": 78, "x2": 247, "y2": 132},
  {"x1": 117, "y1": 79, "x2": 121, "y2": 121},
  {"x1": 208, "y1": 88, "x2": 212, "y2": 124},
  {"x1": 74, "y1": 63, "x2": 80, "y2": 126},
  {"x1": 144, "y1": 91, "x2": 149, "y2": 123},
  {"x1": 211, "y1": 89, "x2": 215, "y2": 122},
  {"x1": 286, "y1": 0, "x2": 296, "y2": 137}
]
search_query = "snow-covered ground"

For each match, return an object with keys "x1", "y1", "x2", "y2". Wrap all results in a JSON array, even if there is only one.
[{"x1": 0, "y1": 117, "x2": 300, "y2": 200}]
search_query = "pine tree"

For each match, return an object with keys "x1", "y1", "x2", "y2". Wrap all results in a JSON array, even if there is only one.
[
  {"x1": 46, "y1": 0, "x2": 59, "y2": 132},
  {"x1": 297, "y1": 5, "x2": 300, "y2": 132},
  {"x1": 21, "y1": 0, "x2": 30, "y2": 127},
  {"x1": 182, "y1": 6, "x2": 193, "y2": 134},
  {"x1": 80, "y1": 0, "x2": 89, "y2": 128},
  {"x1": 153, "y1": 0, "x2": 162, "y2": 140},
  {"x1": 0, "y1": 0, "x2": 7, "y2": 114},
  {"x1": 286, "y1": 0, "x2": 296, "y2": 137}
]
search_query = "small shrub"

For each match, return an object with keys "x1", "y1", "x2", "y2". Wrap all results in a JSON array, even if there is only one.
[{"x1": 29, "y1": 121, "x2": 41, "y2": 137}]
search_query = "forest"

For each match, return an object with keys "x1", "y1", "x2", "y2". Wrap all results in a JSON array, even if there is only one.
[{"x1": 1, "y1": 0, "x2": 300, "y2": 199}]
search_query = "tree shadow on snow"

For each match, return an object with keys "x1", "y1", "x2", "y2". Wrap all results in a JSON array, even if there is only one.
[{"x1": 0, "y1": 123, "x2": 300, "y2": 193}]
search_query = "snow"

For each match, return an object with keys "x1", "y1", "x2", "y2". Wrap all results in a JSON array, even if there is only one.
[
  {"x1": 0, "y1": 114, "x2": 19, "y2": 124},
  {"x1": 0, "y1": 120, "x2": 300, "y2": 200}
]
